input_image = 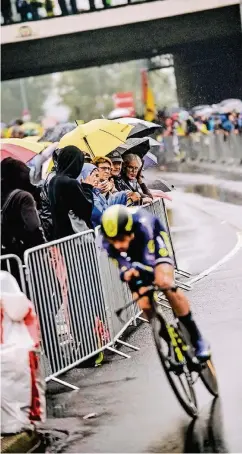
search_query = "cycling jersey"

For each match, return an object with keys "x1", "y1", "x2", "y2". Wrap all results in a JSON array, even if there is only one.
[{"x1": 102, "y1": 209, "x2": 174, "y2": 278}]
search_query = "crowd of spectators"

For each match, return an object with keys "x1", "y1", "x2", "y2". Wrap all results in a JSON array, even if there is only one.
[
  {"x1": 1, "y1": 144, "x2": 153, "y2": 265},
  {"x1": 157, "y1": 109, "x2": 242, "y2": 139},
  {"x1": 1, "y1": 0, "x2": 126, "y2": 24}
]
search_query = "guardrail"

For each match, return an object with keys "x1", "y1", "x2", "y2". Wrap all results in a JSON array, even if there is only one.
[
  {"x1": 1, "y1": 198, "x2": 190, "y2": 389},
  {"x1": 164, "y1": 133, "x2": 242, "y2": 166}
]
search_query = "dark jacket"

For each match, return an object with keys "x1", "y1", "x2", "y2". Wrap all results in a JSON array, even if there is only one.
[
  {"x1": 1, "y1": 158, "x2": 46, "y2": 260},
  {"x1": 48, "y1": 146, "x2": 94, "y2": 240},
  {"x1": 113, "y1": 172, "x2": 151, "y2": 205},
  {"x1": 39, "y1": 171, "x2": 56, "y2": 242}
]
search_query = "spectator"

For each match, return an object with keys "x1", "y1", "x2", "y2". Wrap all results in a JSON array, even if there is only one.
[
  {"x1": 136, "y1": 162, "x2": 153, "y2": 199},
  {"x1": 118, "y1": 153, "x2": 152, "y2": 205},
  {"x1": 58, "y1": 0, "x2": 78, "y2": 15},
  {"x1": 1, "y1": 0, "x2": 13, "y2": 24},
  {"x1": 109, "y1": 150, "x2": 123, "y2": 178},
  {"x1": 39, "y1": 147, "x2": 59, "y2": 241},
  {"x1": 80, "y1": 163, "x2": 127, "y2": 227},
  {"x1": 92, "y1": 156, "x2": 116, "y2": 200},
  {"x1": 29, "y1": 0, "x2": 42, "y2": 20},
  {"x1": 45, "y1": 0, "x2": 54, "y2": 16},
  {"x1": 10, "y1": 125, "x2": 25, "y2": 138},
  {"x1": 16, "y1": 0, "x2": 32, "y2": 21},
  {"x1": 1, "y1": 158, "x2": 45, "y2": 263},
  {"x1": 48, "y1": 145, "x2": 93, "y2": 239}
]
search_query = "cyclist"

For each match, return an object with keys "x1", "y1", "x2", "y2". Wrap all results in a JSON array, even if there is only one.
[{"x1": 101, "y1": 204, "x2": 210, "y2": 361}]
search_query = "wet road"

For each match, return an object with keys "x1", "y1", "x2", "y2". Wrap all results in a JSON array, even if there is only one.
[{"x1": 44, "y1": 173, "x2": 242, "y2": 453}]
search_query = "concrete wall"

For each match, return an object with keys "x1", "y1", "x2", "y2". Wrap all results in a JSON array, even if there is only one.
[
  {"x1": 2, "y1": 5, "x2": 241, "y2": 80},
  {"x1": 2, "y1": 0, "x2": 240, "y2": 44},
  {"x1": 174, "y1": 34, "x2": 242, "y2": 106}
]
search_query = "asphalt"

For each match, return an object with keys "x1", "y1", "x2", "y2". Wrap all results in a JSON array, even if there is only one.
[{"x1": 42, "y1": 171, "x2": 242, "y2": 453}]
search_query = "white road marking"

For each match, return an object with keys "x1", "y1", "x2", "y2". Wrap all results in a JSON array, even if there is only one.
[{"x1": 187, "y1": 232, "x2": 242, "y2": 286}]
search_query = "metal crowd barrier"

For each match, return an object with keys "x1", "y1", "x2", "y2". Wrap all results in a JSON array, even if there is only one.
[
  {"x1": 1, "y1": 198, "x2": 190, "y2": 389},
  {"x1": 0, "y1": 254, "x2": 26, "y2": 294},
  {"x1": 183, "y1": 133, "x2": 242, "y2": 165},
  {"x1": 97, "y1": 246, "x2": 141, "y2": 357},
  {"x1": 24, "y1": 230, "x2": 115, "y2": 390}
]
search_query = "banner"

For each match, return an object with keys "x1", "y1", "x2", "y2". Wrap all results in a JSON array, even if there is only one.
[
  {"x1": 112, "y1": 92, "x2": 135, "y2": 116},
  {"x1": 141, "y1": 69, "x2": 156, "y2": 122}
]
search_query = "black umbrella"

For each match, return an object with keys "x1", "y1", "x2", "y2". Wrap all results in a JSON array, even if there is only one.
[
  {"x1": 39, "y1": 122, "x2": 76, "y2": 143},
  {"x1": 114, "y1": 117, "x2": 161, "y2": 138},
  {"x1": 112, "y1": 137, "x2": 150, "y2": 159}
]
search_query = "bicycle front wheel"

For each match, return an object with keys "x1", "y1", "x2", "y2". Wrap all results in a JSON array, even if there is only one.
[
  {"x1": 152, "y1": 314, "x2": 198, "y2": 418},
  {"x1": 200, "y1": 359, "x2": 219, "y2": 396}
]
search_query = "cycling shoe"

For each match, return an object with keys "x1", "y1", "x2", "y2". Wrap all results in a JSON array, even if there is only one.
[{"x1": 195, "y1": 338, "x2": 211, "y2": 362}]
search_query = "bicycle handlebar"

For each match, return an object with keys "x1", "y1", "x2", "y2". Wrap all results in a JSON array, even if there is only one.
[{"x1": 115, "y1": 284, "x2": 177, "y2": 320}]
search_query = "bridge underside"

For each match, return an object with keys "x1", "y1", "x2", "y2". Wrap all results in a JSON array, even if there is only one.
[{"x1": 2, "y1": 5, "x2": 242, "y2": 105}]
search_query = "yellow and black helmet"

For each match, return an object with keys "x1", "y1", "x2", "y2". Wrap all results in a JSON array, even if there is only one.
[{"x1": 101, "y1": 205, "x2": 134, "y2": 239}]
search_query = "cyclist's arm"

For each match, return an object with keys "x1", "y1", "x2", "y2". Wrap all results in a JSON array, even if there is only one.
[{"x1": 102, "y1": 238, "x2": 132, "y2": 275}]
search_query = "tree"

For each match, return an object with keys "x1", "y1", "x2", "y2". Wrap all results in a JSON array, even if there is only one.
[
  {"x1": 1, "y1": 58, "x2": 178, "y2": 124},
  {"x1": 1, "y1": 74, "x2": 53, "y2": 124},
  {"x1": 57, "y1": 60, "x2": 178, "y2": 121}
]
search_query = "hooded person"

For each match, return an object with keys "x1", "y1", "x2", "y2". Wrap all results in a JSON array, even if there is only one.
[
  {"x1": 80, "y1": 163, "x2": 128, "y2": 228},
  {"x1": 1, "y1": 157, "x2": 46, "y2": 263},
  {"x1": 48, "y1": 145, "x2": 93, "y2": 240},
  {"x1": 39, "y1": 147, "x2": 59, "y2": 242}
]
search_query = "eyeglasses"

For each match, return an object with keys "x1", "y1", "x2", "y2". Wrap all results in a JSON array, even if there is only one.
[
  {"x1": 99, "y1": 166, "x2": 111, "y2": 172},
  {"x1": 127, "y1": 166, "x2": 139, "y2": 172}
]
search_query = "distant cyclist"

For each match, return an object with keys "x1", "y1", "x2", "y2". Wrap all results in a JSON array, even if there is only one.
[{"x1": 101, "y1": 205, "x2": 210, "y2": 361}]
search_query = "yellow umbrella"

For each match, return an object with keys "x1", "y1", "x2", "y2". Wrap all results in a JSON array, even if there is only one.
[
  {"x1": 59, "y1": 119, "x2": 133, "y2": 158},
  {"x1": 22, "y1": 122, "x2": 44, "y2": 136},
  {"x1": 24, "y1": 135, "x2": 40, "y2": 142}
]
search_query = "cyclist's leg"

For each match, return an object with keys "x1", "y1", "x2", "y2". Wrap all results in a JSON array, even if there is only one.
[
  {"x1": 154, "y1": 263, "x2": 190, "y2": 315},
  {"x1": 154, "y1": 263, "x2": 210, "y2": 359},
  {"x1": 132, "y1": 290, "x2": 153, "y2": 320}
]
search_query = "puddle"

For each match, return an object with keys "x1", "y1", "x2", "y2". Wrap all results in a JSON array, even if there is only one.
[{"x1": 185, "y1": 184, "x2": 242, "y2": 206}]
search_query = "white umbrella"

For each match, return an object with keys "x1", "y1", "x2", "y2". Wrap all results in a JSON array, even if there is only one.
[
  {"x1": 107, "y1": 108, "x2": 132, "y2": 120},
  {"x1": 218, "y1": 99, "x2": 242, "y2": 114}
]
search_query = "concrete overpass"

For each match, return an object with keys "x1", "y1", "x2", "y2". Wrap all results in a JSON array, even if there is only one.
[{"x1": 1, "y1": 0, "x2": 242, "y2": 106}]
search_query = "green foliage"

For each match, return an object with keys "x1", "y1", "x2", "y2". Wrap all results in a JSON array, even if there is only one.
[
  {"x1": 1, "y1": 60, "x2": 178, "y2": 124},
  {"x1": 1, "y1": 74, "x2": 53, "y2": 124}
]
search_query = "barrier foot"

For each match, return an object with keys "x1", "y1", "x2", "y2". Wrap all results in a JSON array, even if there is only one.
[
  {"x1": 175, "y1": 269, "x2": 191, "y2": 278},
  {"x1": 158, "y1": 300, "x2": 172, "y2": 310},
  {"x1": 50, "y1": 376, "x2": 79, "y2": 390},
  {"x1": 106, "y1": 346, "x2": 131, "y2": 359},
  {"x1": 116, "y1": 339, "x2": 140, "y2": 351},
  {"x1": 176, "y1": 281, "x2": 192, "y2": 291},
  {"x1": 137, "y1": 316, "x2": 149, "y2": 323}
]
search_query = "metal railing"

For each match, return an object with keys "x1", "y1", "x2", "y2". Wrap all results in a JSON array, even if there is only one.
[
  {"x1": 0, "y1": 254, "x2": 26, "y2": 294},
  {"x1": 24, "y1": 230, "x2": 114, "y2": 389},
  {"x1": 181, "y1": 133, "x2": 242, "y2": 165}
]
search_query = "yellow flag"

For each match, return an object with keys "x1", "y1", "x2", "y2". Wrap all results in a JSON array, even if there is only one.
[{"x1": 144, "y1": 86, "x2": 156, "y2": 122}]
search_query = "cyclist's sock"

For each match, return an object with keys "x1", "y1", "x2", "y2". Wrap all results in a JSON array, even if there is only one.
[{"x1": 178, "y1": 311, "x2": 202, "y2": 345}]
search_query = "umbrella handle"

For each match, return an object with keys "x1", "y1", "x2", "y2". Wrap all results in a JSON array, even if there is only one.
[{"x1": 83, "y1": 137, "x2": 95, "y2": 159}]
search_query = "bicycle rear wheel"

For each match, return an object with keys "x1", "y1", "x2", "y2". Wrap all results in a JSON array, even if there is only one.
[
  {"x1": 200, "y1": 359, "x2": 219, "y2": 396},
  {"x1": 152, "y1": 314, "x2": 198, "y2": 418}
]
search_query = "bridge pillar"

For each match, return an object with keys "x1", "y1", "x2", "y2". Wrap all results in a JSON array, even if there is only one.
[{"x1": 174, "y1": 35, "x2": 242, "y2": 108}]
